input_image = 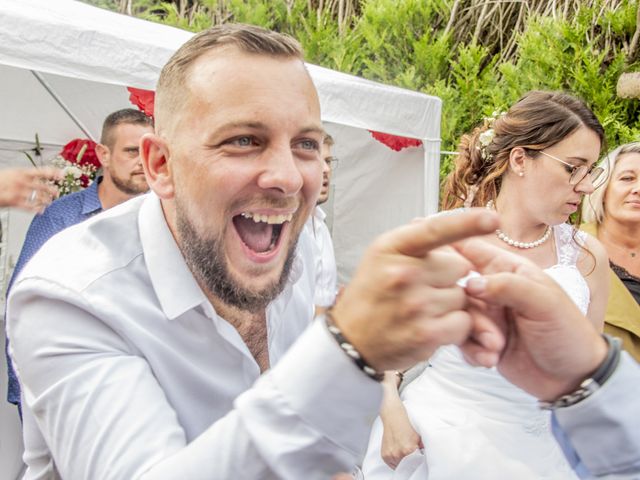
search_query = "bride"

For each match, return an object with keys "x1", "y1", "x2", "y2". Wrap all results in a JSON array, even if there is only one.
[{"x1": 361, "y1": 91, "x2": 610, "y2": 480}]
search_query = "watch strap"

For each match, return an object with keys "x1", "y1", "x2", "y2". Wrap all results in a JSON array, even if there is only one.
[{"x1": 539, "y1": 334, "x2": 621, "y2": 410}]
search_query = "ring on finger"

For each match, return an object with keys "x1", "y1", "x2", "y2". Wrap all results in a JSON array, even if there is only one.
[{"x1": 28, "y1": 189, "x2": 37, "y2": 204}]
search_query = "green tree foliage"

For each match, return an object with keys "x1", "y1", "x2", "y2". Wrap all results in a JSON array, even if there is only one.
[{"x1": 83, "y1": 0, "x2": 640, "y2": 178}]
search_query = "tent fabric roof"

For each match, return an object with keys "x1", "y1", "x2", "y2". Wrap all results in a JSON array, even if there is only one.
[{"x1": 0, "y1": 0, "x2": 441, "y2": 141}]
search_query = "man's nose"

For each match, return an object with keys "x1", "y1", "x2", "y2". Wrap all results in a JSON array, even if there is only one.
[
  {"x1": 321, "y1": 159, "x2": 331, "y2": 175},
  {"x1": 257, "y1": 144, "x2": 305, "y2": 195}
]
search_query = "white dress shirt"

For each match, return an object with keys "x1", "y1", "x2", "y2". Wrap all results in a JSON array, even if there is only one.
[
  {"x1": 305, "y1": 207, "x2": 338, "y2": 307},
  {"x1": 7, "y1": 193, "x2": 381, "y2": 479}
]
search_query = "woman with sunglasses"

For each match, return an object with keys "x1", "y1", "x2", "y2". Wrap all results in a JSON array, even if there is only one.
[
  {"x1": 582, "y1": 142, "x2": 640, "y2": 361},
  {"x1": 361, "y1": 91, "x2": 609, "y2": 480}
]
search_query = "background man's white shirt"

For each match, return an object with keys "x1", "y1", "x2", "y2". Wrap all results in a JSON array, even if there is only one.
[{"x1": 305, "y1": 206, "x2": 338, "y2": 307}]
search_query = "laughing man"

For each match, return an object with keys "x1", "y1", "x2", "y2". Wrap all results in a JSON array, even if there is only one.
[{"x1": 7, "y1": 24, "x2": 499, "y2": 479}]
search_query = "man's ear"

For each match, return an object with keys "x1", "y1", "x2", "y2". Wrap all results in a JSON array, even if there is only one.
[
  {"x1": 140, "y1": 133, "x2": 175, "y2": 199},
  {"x1": 95, "y1": 143, "x2": 109, "y2": 169},
  {"x1": 508, "y1": 147, "x2": 528, "y2": 176}
]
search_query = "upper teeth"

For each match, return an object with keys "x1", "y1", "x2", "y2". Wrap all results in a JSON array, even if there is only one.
[{"x1": 240, "y1": 212, "x2": 293, "y2": 224}]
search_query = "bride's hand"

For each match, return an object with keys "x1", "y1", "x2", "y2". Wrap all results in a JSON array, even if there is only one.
[{"x1": 454, "y1": 238, "x2": 607, "y2": 401}]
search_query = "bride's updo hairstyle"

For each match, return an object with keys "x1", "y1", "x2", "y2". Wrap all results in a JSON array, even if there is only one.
[{"x1": 442, "y1": 90, "x2": 605, "y2": 210}]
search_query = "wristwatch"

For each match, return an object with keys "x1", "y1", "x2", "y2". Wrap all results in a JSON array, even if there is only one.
[{"x1": 539, "y1": 334, "x2": 621, "y2": 410}]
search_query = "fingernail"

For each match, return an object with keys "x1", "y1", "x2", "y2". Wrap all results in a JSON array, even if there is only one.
[
  {"x1": 466, "y1": 276, "x2": 487, "y2": 294},
  {"x1": 456, "y1": 270, "x2": 481, "y2": 288}
]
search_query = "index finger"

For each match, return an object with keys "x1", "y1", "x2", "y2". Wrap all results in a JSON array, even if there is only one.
[{"x1": 382, "y1": 209, "x2": 499, "y2": 258}]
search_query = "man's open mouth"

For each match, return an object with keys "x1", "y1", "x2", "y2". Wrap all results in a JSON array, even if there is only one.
[{"x1": 232, "y1": 212, "x2": 293, "y2": 254}]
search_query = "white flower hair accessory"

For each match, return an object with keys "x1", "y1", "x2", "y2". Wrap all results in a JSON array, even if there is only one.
[
  {"x1": 486, "y1": 110, "x2": 506, "y2": 127},
  {"x1": 476, "y1": 110, "x2": 506, "y2": 160},
  {"x1": 477, "y1": 129, "x2": 494, "y2": 160}
]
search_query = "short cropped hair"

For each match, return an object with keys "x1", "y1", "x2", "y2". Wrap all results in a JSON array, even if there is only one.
[
  {"x1": 100, "y1": 108, "x2": 153, "y2": 149},
  {"x1": 155, "y1": 24, "x2": 303, "y2": 134},
  {"x1": 582, "y1": 141, "x2": 640, "y2": 223}
]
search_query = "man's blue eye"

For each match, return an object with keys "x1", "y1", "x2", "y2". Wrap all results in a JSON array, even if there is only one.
[{"x1": 300, "y1": 140, "x2": 318, "y2": 150}]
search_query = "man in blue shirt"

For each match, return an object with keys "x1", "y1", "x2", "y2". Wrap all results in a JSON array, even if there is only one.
[{"x1": 5, "y1": 108, "x2": 153, "y2": 414}]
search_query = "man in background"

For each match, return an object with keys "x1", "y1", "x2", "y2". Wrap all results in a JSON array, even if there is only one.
[
  {"x1": 307, "y1": 133, "x2": 339, "y2": 314},
  {"x1": 5, "y1": 108, "x2": 153, "y2": 414}
]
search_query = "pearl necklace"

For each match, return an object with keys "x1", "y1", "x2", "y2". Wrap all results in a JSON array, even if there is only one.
[{"x1": 486, "y1": 200, "x2": 552, "y2": 249}]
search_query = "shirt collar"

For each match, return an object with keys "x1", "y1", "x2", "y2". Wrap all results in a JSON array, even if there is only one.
[
  {"x1": 81, "y1": 177, "x2": 103, "y2": 215},
  {"x1": 314, "y1": 206, "x2": 326, "y2": 221},
  {"x1": 138, "y1": 193, "x2": 209, "y2": 320}
]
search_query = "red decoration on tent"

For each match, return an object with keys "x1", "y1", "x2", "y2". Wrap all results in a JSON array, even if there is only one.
[
  {"x1": 369, "y1": 131, "x2": 422, "y2": 152},
  {"x1": 60, "y1": 139, "x2": 100, "y2": 169},
  {"x1": 127, "y1": 87, "x2": 155, "y2": 117}
]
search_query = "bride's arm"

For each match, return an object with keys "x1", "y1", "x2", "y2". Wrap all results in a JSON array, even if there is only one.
[{"x1": 379, "y1": 371, "x2": 423, "y2": 470}]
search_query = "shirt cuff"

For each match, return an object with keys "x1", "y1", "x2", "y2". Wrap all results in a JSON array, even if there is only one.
[
  {"x1": 554, "y1": 352, "x2": 640, "y2": 477},
  {"x1": 269, "y1": 318, "x2": 382, "y2": 454},
  {"x1": 313, "y1": 289, "x2": 337, "y2": 307}
]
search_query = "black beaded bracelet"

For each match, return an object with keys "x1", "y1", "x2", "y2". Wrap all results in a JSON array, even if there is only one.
[{"x1": 323, "y1": 310, "x2": 384, "y2": 382}]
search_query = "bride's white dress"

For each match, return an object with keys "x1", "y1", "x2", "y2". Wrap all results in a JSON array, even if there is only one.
[{"x1": 361, "y1": 224, "x2": 590, "y2": 480}]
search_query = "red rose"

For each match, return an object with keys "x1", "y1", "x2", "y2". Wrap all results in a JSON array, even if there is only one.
[
  {"x1": 60, "y1": 139, "x2": 100, "y2": 169},
  {"x1": 79, "y1": 174, "x2": 92, "y2": 188}
]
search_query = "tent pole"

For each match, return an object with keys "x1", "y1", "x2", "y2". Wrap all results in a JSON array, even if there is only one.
[
  {"x1": 423, "y1": 139, "x2": 441, "y2": 216},
  {"x1": 0, "y1": 138, "x2": 64, "y2": 149},
  {"x1": 30, "y1": 71, "x2": 95, "y2": 140}
]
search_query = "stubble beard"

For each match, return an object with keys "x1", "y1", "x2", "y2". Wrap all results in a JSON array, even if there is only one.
[
  {"x1": 175, "y1": 200, "x2": 298, "y2": 313},
  {"x1": 316, "y1": 192, "x2": 328, "y2": 205},
  {"x1": 111, "y1": 172, "x2": 149, "y2": 196}
]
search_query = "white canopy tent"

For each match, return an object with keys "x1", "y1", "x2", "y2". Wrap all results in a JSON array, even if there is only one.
[{"x1": 0, "y1": 1, "x2": 441, "y2": 476}]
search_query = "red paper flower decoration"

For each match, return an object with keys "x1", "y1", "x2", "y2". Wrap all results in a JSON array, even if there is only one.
[
  {"x1": 60, "y1": 139, "x2": 100, "y2": 169},
  {"x1": 369, "y1": 131, "x2": 423, "y2": 152},
  {"x1": 127, "y1": 87, "x2": 155, "y2": 118}
]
